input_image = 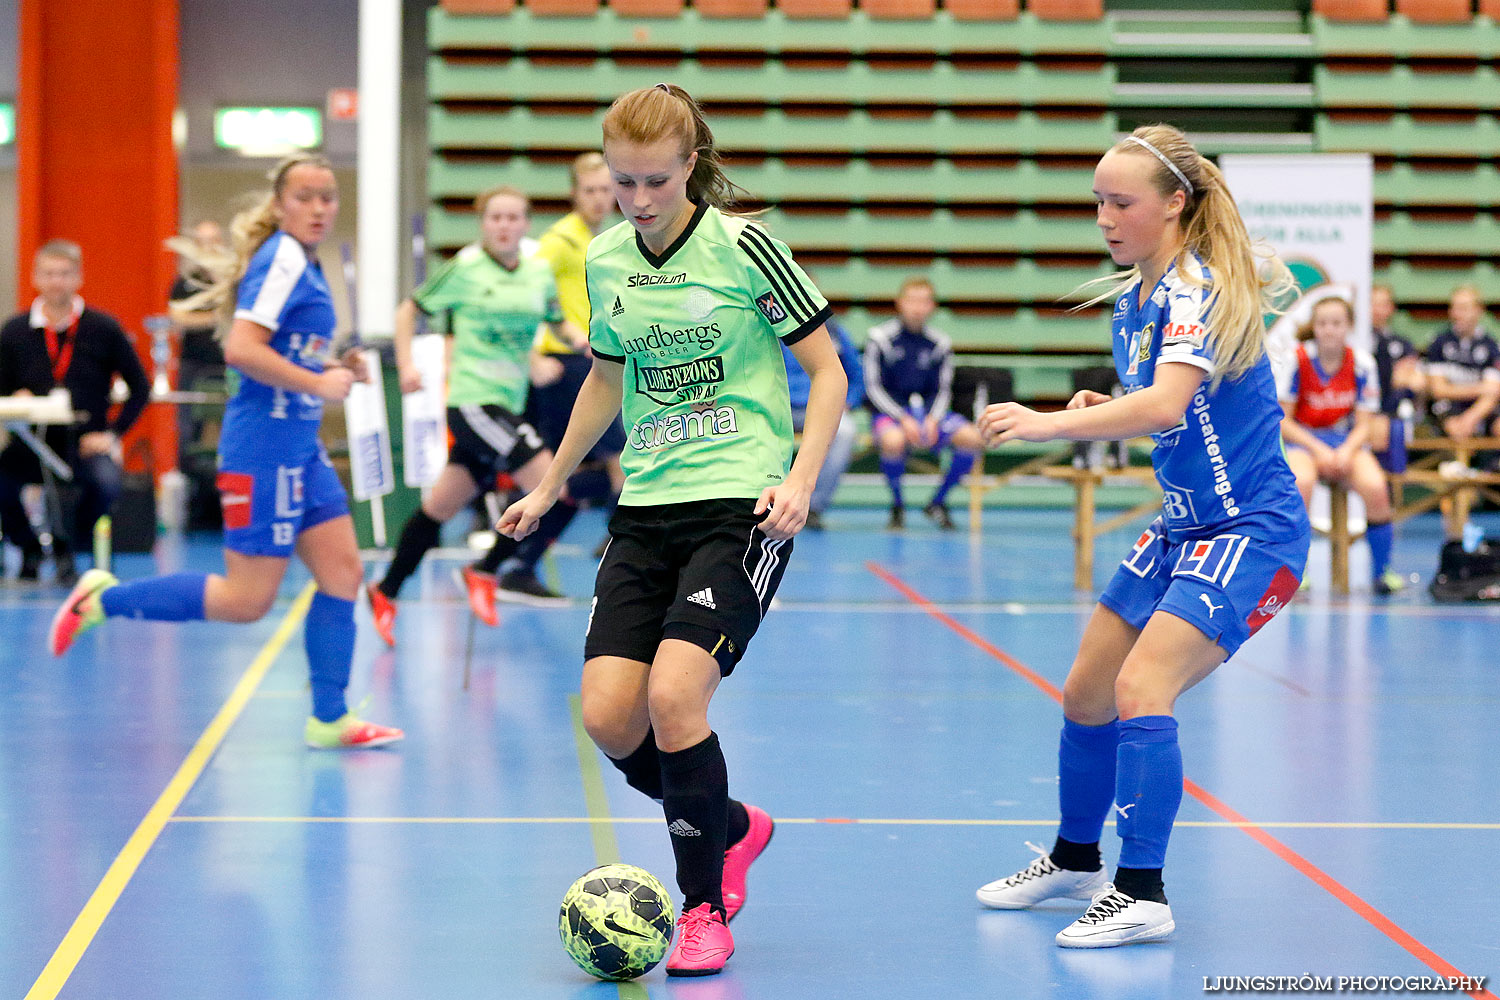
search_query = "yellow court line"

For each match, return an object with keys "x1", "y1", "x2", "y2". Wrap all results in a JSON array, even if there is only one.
[
  {"x1": 164, "y1": 815, "x2": 1500, "y2": 831},
  {"x1": 25, "y1": 584, "x2": 317, "y2": 1000}
]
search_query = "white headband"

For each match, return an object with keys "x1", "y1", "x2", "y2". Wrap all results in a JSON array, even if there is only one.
[{"x1": 1123, "y1": 135, "x2": 1194, "y2": 196}]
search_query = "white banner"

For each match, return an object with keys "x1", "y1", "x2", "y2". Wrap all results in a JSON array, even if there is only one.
[
  {"x1": 344, "y1": 348, "x2": 396, "y2": 501},
  {"x1": 1220, "y1": 154, "x2": 1374, "y2": 361},
  {"x1": 403, "y1": 333, "x2": 448, "y2": 488}
]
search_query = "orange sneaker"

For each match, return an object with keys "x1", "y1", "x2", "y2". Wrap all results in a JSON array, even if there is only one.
[
  {"x1": 304, "y1": 713, "x2": 404, "y2": 749},
  {"x1": 366, "y1": 582, "x2": 397, "y2": 648},
  {"x1": 49, "y1": 569, "x2": 116, "y2": 656},
  {"x1": 456, "y1": 565, "x2": 500, "y2": 627}
]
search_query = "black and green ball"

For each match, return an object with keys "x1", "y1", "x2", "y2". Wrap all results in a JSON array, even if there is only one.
[{"x1": 559, "y1": 863, "x2": 675, "y2": 981}]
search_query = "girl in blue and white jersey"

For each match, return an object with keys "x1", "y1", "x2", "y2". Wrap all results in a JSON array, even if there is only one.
[{"x1": 973, "y1": 124, "x2": 1309, "y2": 947}]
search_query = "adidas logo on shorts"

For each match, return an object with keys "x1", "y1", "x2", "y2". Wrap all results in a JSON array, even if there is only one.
[
  {"x1": 611, "y1": 296, "x2": 624, "y2": 317},
  {"x1": 686, "y1": 587, "x2": 716, "y2": 610},
  {"x1": 668, "y1": 819, "x2": 702, "y2": 837}
]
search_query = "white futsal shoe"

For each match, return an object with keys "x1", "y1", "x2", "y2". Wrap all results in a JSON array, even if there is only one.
[
  {"x1": 1055, "y1": 884, "x2": 1174, "y2": 948},
  {"x1": 976, "y1": 842, "x2": 1107, "y2": 909}
]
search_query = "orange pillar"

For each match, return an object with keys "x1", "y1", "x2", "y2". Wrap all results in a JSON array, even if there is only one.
[{"x1": 17, "y1": 0, "x2": 180, "y2": 479}]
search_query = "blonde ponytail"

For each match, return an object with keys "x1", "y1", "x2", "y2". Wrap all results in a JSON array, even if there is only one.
[
  {"x1": 601, "y1": 84, "x2": 756, "y2": 213},
  {"x1": 1077, "y1": 124, "x2": 1295, "y2": 385},
  {"x1": 168, "y1": 153, "x2": 335, "y2": 332}
]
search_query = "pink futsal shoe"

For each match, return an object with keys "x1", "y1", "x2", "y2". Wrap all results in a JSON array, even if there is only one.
[
  {"x1": 366, "y1": 582, "x2": 397, "y2": 648},
  {"x1": 304, "y1": 713, "x2": 405, "y2": 750},
  {"x1": 49, "y1": 568, "x2": 117, "y2": 656},
  {"x1": 456, "y1": 566, "x2": 500, "y2": 627},
  {"x1": 666, "y1": 903, "x2": 735, "y2": 977},
  {"x1": 722, "y1": 803, "x2": 775, "y2": 921}
]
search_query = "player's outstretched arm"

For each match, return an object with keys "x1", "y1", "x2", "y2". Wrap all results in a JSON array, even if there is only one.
[{"x1": 980, "y1": 361, "x2": 1202, "y2": 445}]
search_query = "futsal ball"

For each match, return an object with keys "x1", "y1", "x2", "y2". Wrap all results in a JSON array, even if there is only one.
[{"x1": 558, "y1": 863, "x2": 675, "y2": 981}]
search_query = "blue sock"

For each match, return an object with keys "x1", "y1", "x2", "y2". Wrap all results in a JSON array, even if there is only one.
[
  {"x1": 100, "y1": 573, "x2": 207, "y2": 622},
  {"x1": 880, "y1": 456, "x2": 905, "y2": 509},
  {"x1": 931, "y1": 450, "x2": 975, "y2": 507},
  {"x1": 305, "y1": 592, "x2": 355, "y2": 723},
  {"x1": 1114, "y1": 715, "x2": 1182, "y2": 870},
  {"x1": 1057, "y1": 717, "x2": 1121, "y2": 846},
  {"x1": 1367, "y1": 521, "x2": 1393, "y2": 579}
]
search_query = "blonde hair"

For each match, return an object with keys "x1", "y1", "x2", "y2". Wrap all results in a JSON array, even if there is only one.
[
  {"x1": 169, "y1": 154, "x2": 335, "y2": 328},
  {"x1": 474, "y1": 184, "x2": 529, "y2": 214},
  {"x1": 898, "y1": 276, "x2": 936, "y2": 299},
  {"x1": 601, "y1": 84, "x2": 753, "y2": 211},
  {"x1": 35, "y1": 239, "x2": 83, "y2": 268},
  {"x1": 569, "y1": 151, "x2": 608, "y2": 188},
  {"x1": 1081, "y1": 124, "x2": 1295, "y2": 385}
]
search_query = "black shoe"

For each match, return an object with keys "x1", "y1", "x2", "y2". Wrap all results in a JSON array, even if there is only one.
[
  {"x1": 54, "y1": 553, "x2": 79, "y2": 588},
  {"x1": 804, "y1": 510, "x2": 825, "y2": 532},
  {"x1": 924, "y1": 502, "x2": 956, "y2": 530},
  {"x1": 497, "y1": 570, "x2": 570, "y2": 608},
  {"x1": 887, "y1": 506, "x2": 905, "y2": 531},
  {"x1": 18, "y1": 549, "x2": 43, "y2": 583}
]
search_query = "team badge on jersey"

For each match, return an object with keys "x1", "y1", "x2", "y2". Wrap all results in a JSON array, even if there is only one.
[
  {"x1": 755, "y1": 291, "x2": 787, "y2": 324},
  {"x1": 216, "y1": 472, "x2": 254, "y2": 530}
]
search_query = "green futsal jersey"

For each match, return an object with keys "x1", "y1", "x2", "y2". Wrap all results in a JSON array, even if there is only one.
[
  {"x1": 412, "y1": 243, "x2": 562, "y2": 413},
  {"x1": 587, "y1": 203, "x2": 831, "y2": 505}
]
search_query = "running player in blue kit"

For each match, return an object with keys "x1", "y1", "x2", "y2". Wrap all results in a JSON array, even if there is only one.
[
  {"x1": 49, "y1": 155, "x2": 402, "y2": 750},
  {"x1": 975, "y1": 124, "x2": 1309, "y2": 947}
]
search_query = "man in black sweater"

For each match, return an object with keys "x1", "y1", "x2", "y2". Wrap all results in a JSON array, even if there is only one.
[{"x1": 0, "y1": 240, "x2": 150, "y2": 584}]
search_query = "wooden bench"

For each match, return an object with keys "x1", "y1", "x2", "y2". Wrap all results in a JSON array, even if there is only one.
[{"x1": 1320, "y1": 436, "x2": 1500, "y2": 595}]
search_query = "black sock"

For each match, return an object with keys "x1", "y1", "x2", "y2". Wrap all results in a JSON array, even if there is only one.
[
  {"x1": 726, "y1": 798, "x2": 750, "y2": 847},
  {"x1": 1112, "y1": 866, "x2": 1167, "y2": 905},
  {"x1": 509, "y1": 500, "x2": 579, "y2": 574},
  {"x1": 609, "y1": 732, "x2": 749, "y2": 845},
  {"x1": 379, "y1": 509, "x2": 442, "y2": 598},
  {"x1": 1051, "y1": 835, "x2": 1103, "y2": 872},
  {"x1": 474, "y1": 530, "x2": 518, "y2": 575},
  {"x1": 660, "y1": 732, "x2": 730, "y2": 917},
  {"x1": 607, "y1": 730, "x2": 663, "y2": 801}
]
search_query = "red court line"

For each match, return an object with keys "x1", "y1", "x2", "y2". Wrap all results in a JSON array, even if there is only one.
[{"x1": 866, "y1": 560, "x2": 1495, "y2": 999}]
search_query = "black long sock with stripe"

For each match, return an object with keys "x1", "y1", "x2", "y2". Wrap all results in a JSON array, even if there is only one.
[{"x1": 379, "y1": 509, "x2": 441, "y2": 598}]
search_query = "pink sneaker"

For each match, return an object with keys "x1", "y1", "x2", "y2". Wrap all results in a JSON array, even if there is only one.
[
  {"x1": 722, "y1": 802, "x2": 774, "y2": 921},
  {"x1": 666, "y1": 903, "x2": 734, "y2": 977}
]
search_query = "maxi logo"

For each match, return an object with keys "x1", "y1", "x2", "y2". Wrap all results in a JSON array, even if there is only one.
[{"x1": 634, "y1": 355, "x2": 725, "y2": 406}]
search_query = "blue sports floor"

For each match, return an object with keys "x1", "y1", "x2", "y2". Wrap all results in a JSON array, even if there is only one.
[{"x1": 3, "y1": 506, "x2": 1497, "y2": 1000}]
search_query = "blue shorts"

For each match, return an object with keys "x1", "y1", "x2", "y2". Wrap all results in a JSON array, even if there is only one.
[
  {"x1": 1287, "y1": 426, "x2": 1349, "y2": 453},
  {"x1": 1099, "y1": 514, "x2": 1310, "y2": 658},
  {"x1": 872, "y1": 409, "x2": 970, "y2": 449},
  {"x1": 216, "y1": 445, "x2": 350, "y2": 557}
]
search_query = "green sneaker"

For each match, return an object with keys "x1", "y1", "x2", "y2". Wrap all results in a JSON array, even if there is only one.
[
  {"x1": 49, "y1": 568, "x2": 117, "y2": 656},
  {"x1": 304, "y1": 712, "x2": 404, "y2": 749},
  {"x1": 1373, "y1": 569, "x2": 1405, "y2": 596}
]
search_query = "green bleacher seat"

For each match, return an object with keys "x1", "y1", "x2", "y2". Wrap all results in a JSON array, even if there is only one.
[
  {"x1": 1375, "y1": 163, "x2": 1500, "y2": 209},
  {"x1": 1375, "y1": 260, "x2": 1500, "y2": 305},
  {"x1": 1311, "y1": 13, "x2": 1500, "y2": 58},
  {"x1": 428, "y1": 56, "x2": 1116, "y2": 108},
  {"x1": 1375, "y1": 212, "x2": 1500, "y2": 257},
  {"x1": 430, "y1": 106, "x2": 1118, "y2": 156},
  {"x1": 1315, "y1": 112, "x2": 1500, "y2": 158},
  {"x1": 428, "y1": 156, "x2": 1100, "y2": 207},
  {"x1": 1315, "y1": 64, "x2": 1500, "y2": 110},
  {"x1": 428, "y1": 7, "x2": 1111, "y2": 56}
]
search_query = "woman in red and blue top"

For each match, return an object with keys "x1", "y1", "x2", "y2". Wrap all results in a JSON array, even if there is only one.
[
  {"x1": 48, "y1": 155, "x2": 402, "y2": 749},
  {"x1": 1278, "y1": 295, "x2": 1401, "y2": 594}
]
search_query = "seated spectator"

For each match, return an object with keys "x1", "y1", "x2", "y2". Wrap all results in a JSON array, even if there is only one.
[
  {"x1": 1424, "y1": 284, "x2": 1500, "y2": 441},
  {"x1": 864, "y1": 277, "x2": 984, "y2": 530},
  {"x1": 782, "y1": 312, "x2": 864, "y2": 530},
  {"x1": 1367, "y1": 282, "x2": 1424, "y2": 473},
  {"x1": 0, "y1": 240, "x2": 150, "y2": 584},
  {"x1": 1278, "y1": 296, "x2": 1402, "y2": 595}
]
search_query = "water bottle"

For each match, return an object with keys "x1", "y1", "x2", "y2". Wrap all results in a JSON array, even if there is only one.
[
  {"x1": 1462, "y1": 520, "x2": 1484, "y2": 554},
  {"x1": 93, "y1": 515, "x2": 112, "y2": 574},
  {"x1": 158, "y1": 469, "x2": 188, "y2": 532}
]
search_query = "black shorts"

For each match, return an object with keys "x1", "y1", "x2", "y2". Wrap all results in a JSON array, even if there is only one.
[
  {"x1": 525, "y1": 353, "x2": 627, "y2": 459},
  {"x1": 447, "y1": 404, "x2": 545, "y2": 487},
  {"x1": 584, "y1": 499, "x2": 792, "y2": 675}
]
